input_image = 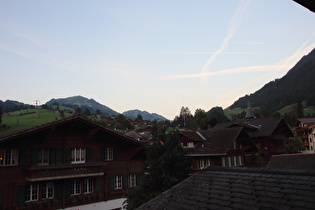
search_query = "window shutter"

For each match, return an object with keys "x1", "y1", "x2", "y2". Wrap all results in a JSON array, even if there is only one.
[
  {"x1": 56, "y1": 148, "x2": 62, "y2": 165},
  {"x1": 65, "y1": 181, "x2": 71, "y2": 197},
  {"x1": 113, "y1": 148, "x2": 118, "y2": 160},
  {"x1": 100, "y1": 148, "x2": 105, "y2": 161},
  {"x1": 124, "y1": 175, "x2": 129, "y2": 189},
  {"x1": 109, "y1": 176, "x2": 114, "y2": 191},
  {"x1": 137, "y1": 174, "x2": 144, "y2": 186},
  {"x1": 31, "y1": 148, "x2": 38, "y2": 166},
  {"x1": 65, "y1": 148, "x2": 71, "y2": 164},
  {"x1": 95, "y1": 178, "x2": 101, "y2": 193},
  {"x1": 0, "y1": 188, "x2": 2, "y2": 207},
  {"x1": 55, "y1": 181, "x2": 63, "y2": 199},
  {"x1": 19, "y1": 149, "x2": 27, "y2": 166},
  {"x1": 16, "y1": 185, "x2": 25, "y2": 206},
  {"x1": 86, "y1": 148, "x2": 92, "y2": 163}
]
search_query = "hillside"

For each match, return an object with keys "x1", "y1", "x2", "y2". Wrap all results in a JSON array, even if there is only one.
[
  {"x1": 45, "y1": 96, "x2": 119, "y2": 116},
  {"x1": 122, "y1": 109, "x2": 168, "y2": 121},
  {"x1": 230, "y1": 48, "x2": 315, "y2": 114}
]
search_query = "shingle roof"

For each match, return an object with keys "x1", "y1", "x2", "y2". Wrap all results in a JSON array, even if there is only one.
[
  {"x1": 0, "y1": 115, "x2": 144, "y2": 146},
  {"x1": 267, "y1": 153, "x2": 315, "y2": 170},
  {"x1": 137, "y1": 167, "x2": 315, "y2": 210},
  {"x1": 180, "y1": 130, "x2": 205, "y2": 142}
]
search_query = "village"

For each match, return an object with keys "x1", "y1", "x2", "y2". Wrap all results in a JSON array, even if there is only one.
[{"x1": 0, "y1": 101, "x2": 314, "y2": 209}]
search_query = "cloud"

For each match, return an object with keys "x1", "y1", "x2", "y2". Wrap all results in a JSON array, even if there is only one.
[
  {"x1": 162, "y1": 41, "x2": 315, "y2": 80},
  {"x1": 153, "y1": 51, "x2": 259, "y2": 55}
]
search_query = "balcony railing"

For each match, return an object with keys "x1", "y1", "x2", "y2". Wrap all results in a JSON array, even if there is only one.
[
  {"x1": 25, "y1": 163, "x2": 104, "y2": 182},
  {"x1": 304, "y1": 142, "x2": 309, "y2": 147}
]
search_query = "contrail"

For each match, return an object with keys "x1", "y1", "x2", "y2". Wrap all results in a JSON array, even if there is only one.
[{"x1": 201, "y1": 0, "x2": 250, "y2": 75}]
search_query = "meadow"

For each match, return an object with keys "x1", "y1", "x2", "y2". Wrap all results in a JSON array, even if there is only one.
[{"x1": 0, "y1": 108, "x2": 72, "y2": 135}]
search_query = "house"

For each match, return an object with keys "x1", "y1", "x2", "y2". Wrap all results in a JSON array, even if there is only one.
[
  {"x1": 215, "y1": 117, "x2": 293, "y2": 162},
  {"x1": 137, "y1": 167, "x2": 315, "y2": 210},
  {"x1": 294, "y1": 118, "x2": 315, "y2": 153},
  {"x1": 0, "y1": 115, "x2": 145, "y2": 210},
  {"x1": 179, "y1": 127, "x2": 257, "y2": 172}
]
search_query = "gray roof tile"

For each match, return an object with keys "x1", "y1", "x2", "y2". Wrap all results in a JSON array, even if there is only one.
[{"x1": 137, "y1": 167, "x2": 315, "y2": 210}]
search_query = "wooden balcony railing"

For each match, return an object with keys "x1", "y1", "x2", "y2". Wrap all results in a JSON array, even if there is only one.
[
  {"x1": 25, "y1": 163, "x2": 104, "y2": 182},
  {"x1": 304, "y1": 141, "x2": 309, "y2": 147}
]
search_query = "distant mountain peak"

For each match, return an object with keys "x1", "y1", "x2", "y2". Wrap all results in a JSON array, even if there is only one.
[{"x1": 123, "y1": 109, "x2": 168, "y2": 121}]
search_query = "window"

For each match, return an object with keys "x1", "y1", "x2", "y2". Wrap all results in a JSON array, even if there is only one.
[
  {"x1": 187, "y1": 142, "x2": 194, "y2": 148},
  {"x1": 42, "y1": 182, "x2": 54, "y2": 199},
  {"x1": 114, "y1": 176, "x2": 122, "y2": 190},
  {"x1": 38, "y1": 149, "x2": 49, "y2": 166},
  {"x1": 0, "y1": 149, "x2": 18, "y2": 166},
  {"x1": 129, "y1": 174, "x2": 137, "y2": 187},
  {"x1": 237, "y1": 156, "x2": 243, "y2": 166},
  {"x1": 70, "y1": 180, "x2": 81, "y2": 195},
  {"x1": 84, "y1": 178, "x2": 93, "y2": 194},
  {"x1": 105, "y1": 147, "x2": 113, "y2": 161},
  {"x1": 25, "y1": 184, "x2": 38, "y2": 202},
  {"x1": 71, "y1": 148, "x2": 85, "y2": 164},
  {"x1": 221, "y1": 157, "x2": 226, "y2": 167}
]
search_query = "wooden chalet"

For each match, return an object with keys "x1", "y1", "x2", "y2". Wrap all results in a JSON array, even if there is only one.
[
  {"x1": 0, "y1": 115, "x2": 145, "y2": 210},
  {"x1": 179, "y1": 127, "x2": 257, "y2": 172},
  {"x1": 294, "y1": 118, "x2": 315, "y2": 153},
  {"x1": 215, "y1": 117, "x2": 293, "y2": 163}
]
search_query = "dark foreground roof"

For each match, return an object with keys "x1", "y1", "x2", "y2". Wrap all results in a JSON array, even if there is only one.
[
  {"x1": 268, "y1": 153, "x2": 315, "y2": 170},
  {"x1": 137, "y1": 167, "x2": 315, "y2": 210}
]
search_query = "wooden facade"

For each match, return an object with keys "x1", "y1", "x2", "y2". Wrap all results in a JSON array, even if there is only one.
[{"x1": 0, "y1": 116, "x2": 145, "y2": 209}]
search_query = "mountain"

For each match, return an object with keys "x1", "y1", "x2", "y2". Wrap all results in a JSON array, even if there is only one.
[
  {"x1": 123, "y1": 109, "x2": 168, "y2": 121},
  {"x1": 45, "y1": 96, "x2": 119, "y2": 116},
  {"x1": 230, "y1": 48, "x2": 315, "y2": 114},
  {"x1": 0, "y1": 100, "x2": 35, "y2": 113}
]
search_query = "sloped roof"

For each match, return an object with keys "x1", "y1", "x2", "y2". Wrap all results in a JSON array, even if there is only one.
[
  {"x1": 184, "y1": 127, "x2": 246, "y2": 156},
  {"x1": 0, "y1": 115, "x2": 144, "y2": 146},
  {"x1": 295, "y1": 118, "x2": 315, "y2": 125},
  {"x1": 180, "y1": 130, "x2": 205, "y2": 142},
  {"x1": 137, "y1": 167, "x2": 315, "y2": 210},
  {"x1": 267, "y1": 153, "x2": 315, "y2": 170}
]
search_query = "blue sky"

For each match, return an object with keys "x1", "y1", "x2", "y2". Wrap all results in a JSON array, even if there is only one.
[{"x1": 1, "y1": 0, "x2": 314, "y2": 120}]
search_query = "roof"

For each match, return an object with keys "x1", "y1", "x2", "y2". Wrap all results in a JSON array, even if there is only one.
[
  {"x1": 184, "y1": 127, "x2": 250, "y2": 156},
  {"x1": 267, "y1": 153, "x2": 315, "y2": 170},
  {"x1": 137, "y1": 167, "x2": 315, "y2": 210},
  {"x1": 0, "y1": 115, "x2": 144, "y2": 146},
  {"x1": 295, "y1": 117, "x2": 315, "y2": 125},
  {"x1": 180, "y1": 130, "x2": 205, "y2": 142},
  {"x1": 293, "y1": 0, "x2": 315, "y2": 12}
]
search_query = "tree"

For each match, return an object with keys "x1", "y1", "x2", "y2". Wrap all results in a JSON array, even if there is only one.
[
  {"x1": 135, "y1": 114, "x2": 143, "y2": 122},
  {"x1": 172, "y1": 106, "x2": 194, "y2": 129},
  {"x1": 0, "y1": 106, "x2": 3, "y2": 125},
  {"x1": 96, "y1": 109, "x2": 102, "y2": 115},
  {"x1": 75, "y1": 107, "x2": 82, "y2": 115},
  {"x1": 83, "y1": 108, "x2": 91, "y2": 117},
  {"x1": 207, "y1": 107, "x2": 230, "y2": 127},
  {"x1": 124, "y1": 130, "x2": 191, "y2": 210},
  {"x1": 297, "y1": 100, "x2": 304, "y2": 118},
  {"x1": 284, "y1": 136, "x2": 305, "y2": 154},
  {"x1": 194, "y1": 108, "x2": 208, "y2": 130}
]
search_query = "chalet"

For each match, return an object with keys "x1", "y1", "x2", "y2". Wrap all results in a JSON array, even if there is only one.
[
  {"x1": 267, "y1": 153, "x2": 315, "y2": 170},
  {"x1": 214, "y1": 117, "x2": 293, "y2": 162},
  {"x1": 294, "y1": 118, "x2": 315, "y2": 153},
  {"x1": 0, "y1": 115, "x2": 145, "y2": 210},
  {"x1": 179, "y1": 127, "x2": 257, "y2": 172},
  {"x1": 137, "y1": 167, "x2": 315, "y2": 210}
]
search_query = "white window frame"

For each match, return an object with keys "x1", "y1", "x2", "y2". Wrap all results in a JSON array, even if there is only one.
[
  {"x1": 129, "y1": 174, "x2": 137, "y2": 187},
  {"x1": 42, "y1": 182, "x2": 54, "y2": 199},
  {"x1": 0, "y1": 149, "x2": 18, "y2": 166},
  {"x1": 71, "y1": 148, "x2": 86, "y2": 164},
  {"x1": 84, "y1": 178, "x2": 93, "y2": 194},
  {"x1": 70, "y1": 180, "x2": 81, "y2": 195},
  {"x1": 25, "y1": 184, "x2": 38, "y2": 202},
  {"x1": 114, "y1": 176, "x2": 122, "y2": 190},
  {"x1": 221, "y1": 157, "x2": 226, "y2": 166},
  {"x1": 105, "y1": 147, "x2": 113, "y2": 161},
  {"x1": 187, "y1": 142, "x2": 194, "y2": 148},
  {"x1": 38, "y1": 148, "x2": 49, "y2": 166}
]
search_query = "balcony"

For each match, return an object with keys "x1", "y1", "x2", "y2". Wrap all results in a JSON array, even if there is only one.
[
  {"x1": 25, "y1": 163, "x2": 104, "y2": 182},
  {"x1": 304, "y1": 142, "x2": 309, "y2": 147}
]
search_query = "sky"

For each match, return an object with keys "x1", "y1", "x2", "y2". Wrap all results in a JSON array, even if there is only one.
[{"x1": 0, "y1": 0, "x2": 314, "y2": 120}]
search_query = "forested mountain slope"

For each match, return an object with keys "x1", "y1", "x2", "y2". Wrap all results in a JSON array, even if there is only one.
[{"x1": 230, "y1": 48, "x2": 315, "y2": 114}]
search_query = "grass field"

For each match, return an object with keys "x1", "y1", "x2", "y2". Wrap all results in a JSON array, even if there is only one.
[{"x1": 0, "y1": 108, "x2": 73, "y2": 135}]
